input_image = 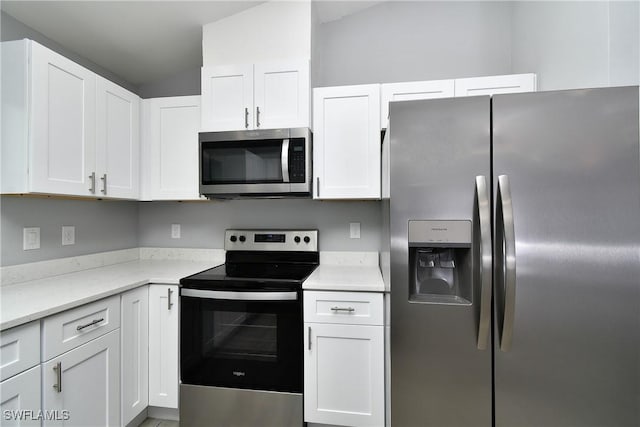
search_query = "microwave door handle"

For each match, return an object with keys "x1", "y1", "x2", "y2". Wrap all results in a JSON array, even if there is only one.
[
  {"x1": 181, "y1": 288, "x2": 298, "y2": 301},
  {"x1": 281, "y1": 138, "x2": 290, "y2": 183}
]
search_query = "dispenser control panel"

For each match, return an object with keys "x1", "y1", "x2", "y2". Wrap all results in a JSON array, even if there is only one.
[{"x1": 408, "y1": 220, "x2": 471, "y2": 246}]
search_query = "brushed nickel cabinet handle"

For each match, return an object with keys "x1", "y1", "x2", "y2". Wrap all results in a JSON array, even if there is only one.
[
  {"x1": 53, "y1": 362, "x2": 62, "y2": 393},
  {"x1": 308, "y1": 326, "x2": 311, "y2": 350},
  {"x1": 245, "y1": 107, "x2": 249, "y2": 129},
  {"x1": 316, "y1": 177, "x2": 320, "y2": 198},
  {"x1": 256, "y1": 106, "x2": 261, "y2": 128},
  {"x1": 168, "y1": 288, "x2": 174, "y2": 310},
  {"x1": 76, "y1": 318, "x2": 104, "y2": 331},
  {"x1": 100, "y1": 174, "x2": 107, "y2": 195},
  {"x1": 89, "y1": 172, "x2": 96, "y2": 193},
  {"x1": 331, "y1": 306, "x2": 355, "y2": 313}
]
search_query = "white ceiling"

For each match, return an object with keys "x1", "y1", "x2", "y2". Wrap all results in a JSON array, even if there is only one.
[{"x1": 1, "y1": 1, "x2": 382, "y2": 88}]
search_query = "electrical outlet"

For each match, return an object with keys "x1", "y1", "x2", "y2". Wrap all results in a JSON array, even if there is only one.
[
  {"x1": 350, "y1": 222, "x2": 361, "y2": 239},
  {"x1": 23, "y1": 227, "x2": 40, "y2": 250},
  {"x1": 171, "y1": 223, "x2": 181, "y2": 239},
  {"x1": 62, "y1": 226, "x2": 75, "y2": 246}
]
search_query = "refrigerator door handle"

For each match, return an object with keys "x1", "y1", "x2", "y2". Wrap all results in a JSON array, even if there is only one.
[
  {"x1": 475, "y1": 176, "x2": 492, "y2": 350},
  {"x1": 496, "y1": 174, "x2": 517, "y2": 352}
]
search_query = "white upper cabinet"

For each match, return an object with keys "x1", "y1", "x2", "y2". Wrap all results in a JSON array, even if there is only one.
[
  {"x1": 140, "y1": 96, "x2": 202, "y2": 201},
  {"x1": 254, "y1": 60, "x2": 310, "y2": 129},
  {"x1": 201, "y1": 59, "x2": 309, "y2": 131},
  {"x1": 96, "y1": 76, "x2": 140, "y2": 199},
  {"x1": 381, "y1": 79, "x2": 455, "y2": 127},
  {"x1": 1, "y1": 39, "x2": 140, "y2": 199},
  {"x1": 201, "y1": 64, "x2": 253, "y2": 131},
  {"x1": 454, "y1": 73, "x2": 537, "y2": 97},
  {"x1": 30, "y1": 41, "x2": 97, "y2": 196},
  {"x1": 313, "y1": 84, "x2": 381, "y2": 200}
]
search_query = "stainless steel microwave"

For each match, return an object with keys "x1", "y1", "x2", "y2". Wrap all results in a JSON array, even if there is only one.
[{"x1": 199, "y1": 128, "x2": 312, "y2": 198}]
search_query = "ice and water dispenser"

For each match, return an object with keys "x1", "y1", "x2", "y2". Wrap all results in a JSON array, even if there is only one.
[{"x1": 408, "y1": 220, "x2": 472, "y2": 305}]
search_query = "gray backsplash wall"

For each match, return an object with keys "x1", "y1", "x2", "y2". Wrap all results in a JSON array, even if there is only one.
[
  {"x1": 138, "y1": 200, "x2": 381, "y2": 252},
  {"x1": 1, "y1": 197, "x2": 139, "y2": 266}
]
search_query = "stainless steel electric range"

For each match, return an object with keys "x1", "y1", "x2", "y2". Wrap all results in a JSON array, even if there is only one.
[{"x1": 179, "y1": 229, "x2": 319, "y2": 427}]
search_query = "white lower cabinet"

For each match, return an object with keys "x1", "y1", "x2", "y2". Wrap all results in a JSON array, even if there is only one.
[
  {"x1": 304, "y1": 291, "x2": 385, "y2": 427},
  {"x1": 42, "y1": 329, "x2": 120, "y2": 426},
  {"x1": 121, "y1": 286, "x2": 149, "y2": 425},
  {"x1": 148, "y1": 285, "x2": 179, "y2": 409},
  {"x1": 0, "y1": 365, "x2": 42, "y2": 427}
]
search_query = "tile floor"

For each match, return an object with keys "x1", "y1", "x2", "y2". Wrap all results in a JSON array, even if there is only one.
[{"x1": 138, "y1": 418, "x2": 179, "y2": 427}]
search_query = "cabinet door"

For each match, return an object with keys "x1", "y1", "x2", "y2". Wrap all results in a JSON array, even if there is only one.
[
  {"x1": 313, "y1": 85, "x2": 381, "y2": 199},
  {"x1": 96, "y1": 76, "x2": 140, "y2": 199},
  {"x1": 254, "y1": 60, "x2": 310, "y2": 129},
  {"x1": 304, "y1": 323, "x2": 384, "y2": 427},
  {"x1": 121, "y1": 286, "x2": 149, "y2": 426},
  {"x1": 30, "y1": 41, "x2": 96, "y2": 196},
  {"x1": 42, "y1": 329, "x2": 120, "y2": 427},
  {"x1": 0, "y1": 365, "x2": 41, "y2": 427},
  {"x1": 381, "y1": 79, "x2": 454, "y2": 127},
  {"x1": 148, "y1": 285, "x2": 179, "y2": 409},
  {"x1": 454, "y1": 73, "x2": 537, "y2": 97},
  {"x1": 144, "y1": 96, "x2": 201, "y2": 200},
  {"x1": 201, "y1": 64, "x2": 253, "y2": 131}
]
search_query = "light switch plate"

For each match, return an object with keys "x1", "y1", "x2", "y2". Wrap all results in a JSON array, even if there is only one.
[
  {"x1": 62, "y1": 226, "x2": 75, "y2": 246},
  {"x1": 350, "y1": 222, "x2": 361, "y2": 239},
  {"x1": 23, "y1": 227, "x2": 40, "y2": 250},
  {"x1": 171, "y1": 223, "x2": 181, "y2": 239}
]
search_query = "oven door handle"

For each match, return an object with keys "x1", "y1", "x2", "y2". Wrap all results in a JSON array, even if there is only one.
[{"x1": 181, "y1": 288, "x2": 298, "y2": 301}]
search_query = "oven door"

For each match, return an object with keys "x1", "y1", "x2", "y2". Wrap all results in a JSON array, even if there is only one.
[{"x1": 180, "y1": 289, "x2": 302, "y2": 393}]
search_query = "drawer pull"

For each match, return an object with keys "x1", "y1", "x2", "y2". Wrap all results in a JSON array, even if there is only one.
[
  {"x1": 331, "y1": 306, "x2": 355, "y2": 313},
  {"x1": 53, "y1": 362, "x2": 62, "y2": 393},
  {"x1": 76, "y1": 318, "x2": 104, "y2": 331}
]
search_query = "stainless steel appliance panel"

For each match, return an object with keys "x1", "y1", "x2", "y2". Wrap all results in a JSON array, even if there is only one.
[
  {"x1": 180, "y1": 385, "x2": 302, "y2": 427},
  {"x1": 390, "y1": 96, "x2": 492, "y2": 426},
  {"x1": 493, "y1": 87, "x2": 640, "y2": 426}
]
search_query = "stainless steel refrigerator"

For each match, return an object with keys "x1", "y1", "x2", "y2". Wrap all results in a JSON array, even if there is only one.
[{"x1": 384, "y1": 86, "x2": 640, "y2": 426}]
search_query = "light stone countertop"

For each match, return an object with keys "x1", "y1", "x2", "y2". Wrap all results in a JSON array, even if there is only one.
[
  {"x1": 302, "y1": 251, "x2": 385, "y2": 292},
  {"x1": 0, "y1": 249, "x2": 384, "y2": 331},
  {"x1": 0, "y1": 258, "x2": 218, "y2": 331}
]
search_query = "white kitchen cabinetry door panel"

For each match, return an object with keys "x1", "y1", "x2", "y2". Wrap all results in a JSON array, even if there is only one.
[
  {"x1": 31, "y1": 41, "x2": 96, "y2": 196},
  {"x1": 254, "y1": 60, "x2": 309, "y2": 129},
  {"x1": 454, "y1": 73, "x2": 537, "y2": 97},
  {"x1": 304, "y1": 323, "x2": 384, "y2": 427},
  {"x1": 42, "y1": 329, "x2": 120, "y2": 427},
  {"x1": 201, "y1": 64, "x2": 253, "y2": 131},
  {"x1": 144, "y1": 96, "x2": 201, "y2": 200},
  {"x1": 313, "y1": 85, "x2": 381, "y2": 199},
  {"x1": 121, "y1": 286, "x2": 149, "y2": 426},
  {"x1": 381, "y1": 79, "x2": 455, "y2": 127},
  {"x1": 0, "y1": 365, "x2": 41, "y2": 427},
  {"x1": 148, "y1": 285, "x2": 179, "y2": 409},
  {"x1": 96, "y1": 76, "x2": 140, "y2": 199}
]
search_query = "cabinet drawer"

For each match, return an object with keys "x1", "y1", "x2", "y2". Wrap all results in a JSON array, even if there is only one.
[
  {"x1": 42, "y1": 295, "x2": 120, "y2": 361},
  {"x1": 304, "y1": 291, "x2": 383, "y2": 325},
  {"x1": 0, "y1": 321, "x2": 40, "y2": 381}
]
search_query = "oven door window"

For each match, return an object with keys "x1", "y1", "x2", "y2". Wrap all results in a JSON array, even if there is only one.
[
  {"x1": 181, "y1": 295, "x2": 302, "y2": 393},
  {"x1": 201, "y1": 140, "x2": 284, "y2": 185}
]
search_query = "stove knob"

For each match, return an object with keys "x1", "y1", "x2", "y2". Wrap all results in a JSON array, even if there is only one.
[
  {"x1": 294, "y1": 236, "x2": 301, "y2": 243},
  {"x1": 239, "y1": 235, "x2": 246, "y2": 242},
  {"x1": 230, "y1": 235, "x2": 237, "y2": 242},
  {"x1": 304, "y1": 236, "x2": 311, "y2": 244}
]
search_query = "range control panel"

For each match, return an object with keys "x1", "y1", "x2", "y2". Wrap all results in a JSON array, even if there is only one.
[{"x1": 225, "y1": 229, "x2": 318, "y2": 252}]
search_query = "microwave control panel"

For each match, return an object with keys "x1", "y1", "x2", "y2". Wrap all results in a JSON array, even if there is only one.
[{"x1": 289, "y1": 138, "x2": 306, "y2": 183}]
